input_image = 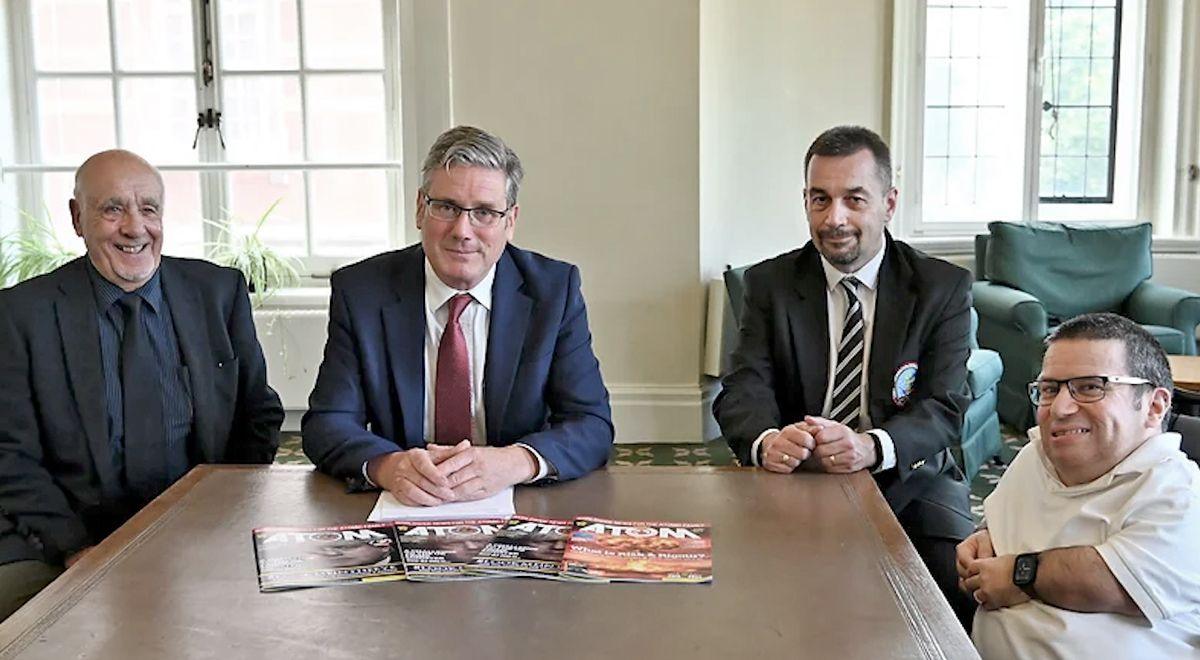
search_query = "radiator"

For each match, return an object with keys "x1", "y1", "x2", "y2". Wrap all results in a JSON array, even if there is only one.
[{"x1": 253, "y1": 309, "x2": 329, "y2": 412}]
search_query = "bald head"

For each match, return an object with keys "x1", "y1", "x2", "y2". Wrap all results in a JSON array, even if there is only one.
[{"x1": 70, "y1": 149, "x2": 165, "y2": 292}]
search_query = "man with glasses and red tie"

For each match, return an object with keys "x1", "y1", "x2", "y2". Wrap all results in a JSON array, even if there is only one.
[
  {"x1": 302, "y1": 126, "x2": 613, "y2": 504},
  {"x1": 959, "y1": 313, "x2": 1200, "y2": 658},
  {"x1": 714, "y1": 125, "x2": 977, "y2": 627}
]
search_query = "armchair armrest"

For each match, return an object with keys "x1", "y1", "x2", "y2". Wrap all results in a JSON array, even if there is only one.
[
  {"x1": 1126, "y1": 282, "x2": 1200, "y2": 354},
  {"x1": 972, "y1": 281, "x2": 1049, "y2": 337}
]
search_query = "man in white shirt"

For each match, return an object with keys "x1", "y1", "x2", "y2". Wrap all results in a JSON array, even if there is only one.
[
  {"x1": 302, "y1": 126, "x2": 613, "y2": 504},
  {"x1": 714, "y1": 125, "x2": 976, "y2": 625},
  {"x1": 959, "y1": 312, "x2": 1200, "y2": 658}
]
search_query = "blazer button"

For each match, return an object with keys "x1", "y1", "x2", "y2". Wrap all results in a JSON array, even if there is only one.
[
  {"x1": 910, "y1": 459, "x2": 926, "y2": 470},
  {"x1": 217, "y1": 361, "x2": 224, "y2": 369}
]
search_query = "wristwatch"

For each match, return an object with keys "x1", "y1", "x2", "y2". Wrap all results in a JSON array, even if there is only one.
[{"x1": 1012, "y1": 552, "x2": 1040, "y2": 598}]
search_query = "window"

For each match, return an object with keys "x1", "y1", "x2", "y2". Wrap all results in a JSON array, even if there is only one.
[
  {"x1": 892, "y1": 0, "x2": 1145, "y2": 234},
  {"x1": 2, "y1": 0, "x2": 402, "y2": 275}
]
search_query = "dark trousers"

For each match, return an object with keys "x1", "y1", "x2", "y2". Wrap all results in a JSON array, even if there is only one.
[{"x1": 0, "y1": 559, "x2": 62, "y2": 623}]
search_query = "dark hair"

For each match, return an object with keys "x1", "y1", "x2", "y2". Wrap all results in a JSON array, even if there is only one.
[
  {"x1": 1046, "y1": 312, "x2": 1174, "y2": 395},
  {"x1": 804, "y1": 125, "x2": 892, "y2": 189}
]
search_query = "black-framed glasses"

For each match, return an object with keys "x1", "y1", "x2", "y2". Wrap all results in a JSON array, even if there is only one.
[
  {"x1": 1027, "y1": 375, "x2": 1153, "y2": 406},
  {"x1": 422, "y1": 195, "x2": 512, "y2": 228}
]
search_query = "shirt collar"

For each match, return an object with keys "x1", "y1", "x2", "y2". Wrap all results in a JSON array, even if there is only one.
[
  {"x1": 423, "y1": 258, "x2": 495, "y2": 312},
  {"x1": 85, "y1": 257, "x2": 164, "y2": 314},
  {"x1": 1031, "y1": 429, "x2": 1184, "y2": 494},
  {"x1": 820, "y1": 239, "x2": 886, "y2": 293}
]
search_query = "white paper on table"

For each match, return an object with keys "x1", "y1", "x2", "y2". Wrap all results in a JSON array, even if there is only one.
[{"x1": 366, "y1": 486, "x2": 515, "y2": 522}]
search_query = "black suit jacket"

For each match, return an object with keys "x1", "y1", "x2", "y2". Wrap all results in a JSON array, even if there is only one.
[
  {"x1": 0, "y1": 257, "x2": 284, "y2": 565},
  {"x1": 714, "y1": 234, "x2": 974, "y2": 538}
]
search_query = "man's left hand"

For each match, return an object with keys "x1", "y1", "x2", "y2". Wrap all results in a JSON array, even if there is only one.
[
  {"x1": 805, "y1": 416, "x2": 876, "y2": 473},
  {"x1": 438, "y1": 445, "x2": 538, "y2": 502},
  {"x1": 960, "y1": 554, "x2": 1031, "y2": 611}
]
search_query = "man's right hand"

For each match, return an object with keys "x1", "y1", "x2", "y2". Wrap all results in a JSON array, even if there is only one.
[
  {"x1": 760, "y1": 424, "x2": 816, "y2": 473},
  {"x1": 956, "y1": 528, "x2": 995, "y2": 589},
  {"x1": 366, "y1": 441, "x2": 474, "y2": 506}
]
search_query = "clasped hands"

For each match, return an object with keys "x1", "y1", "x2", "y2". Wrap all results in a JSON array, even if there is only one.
[
  {"x1": 760, "y1": 416, "x2": 877, "y2": 474},
  {"x1": 955, "y1": 528, "x2": 1030, "y2": 610},
  {"x1": 367, "y1": 440, "x2": 538, "y2": 507}
]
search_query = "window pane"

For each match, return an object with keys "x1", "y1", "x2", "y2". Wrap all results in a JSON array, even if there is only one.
[
  {"x1": 921, "y1": 0, "x2": 1029, "y2": 223},
  {"x1": 118, "y1": 77, "x2": 198, "y2": 163},
  {"x1": 113, "y1": 0, "x2": 195, "y2": 72},
  {"x1": 38, "y1": 173, "x2": 84, "y2": 252},
  {"x1": 31, "y1": 0, "x2": 112, "y2": 72},
  {"x1": 226, "y1": 171, "x2": 307, "y2": 256},
  {"x1": 218, "y1": 0, "x2": 300, "y2": 71},
  {"x1": 309, "y1": 170, "x2": 388, "y2": 257},
  {"x1": 160, "y1": 171, "x2": 204, "y2": 257},
  {"x1": 37, "y1": 78, "x2": 117, "y2": 163},
  {"x1": 301, "y1": 0, "x2": 384, "y2": 69},
  {"x1": 221, "y1": 75, "x2": 304, "y2": 162},
  {"x1": 1040, "y1": 0, "x2": 1120, "y2": 203},
  {"x1": 305, "y1": 74, "x2": 386, "y2": 161}
]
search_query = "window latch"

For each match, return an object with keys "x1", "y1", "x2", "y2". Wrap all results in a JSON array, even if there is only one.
[
  {"x1": 1188, "y1": 164, "x2": 1199, "y2": 183},
  {"x1": 191, "y1": 108, "x2": 226, "y2": 150}
]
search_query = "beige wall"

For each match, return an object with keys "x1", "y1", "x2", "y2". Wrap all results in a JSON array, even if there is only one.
[{"x1": 700, "y1": 0, "x2": 892, "y2": 279}]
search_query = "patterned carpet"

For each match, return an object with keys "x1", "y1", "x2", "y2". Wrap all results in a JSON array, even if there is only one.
[{"x1": 276, "y1": 429, "x2": 1029, "y2": 524}]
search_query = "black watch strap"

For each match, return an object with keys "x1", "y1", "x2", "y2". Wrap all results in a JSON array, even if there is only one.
[
  {"x1": 867, "y1": 431, "x2": 884, "y2": 471},
  {"x1": 1013, "y1": 552, "x2": 1040, "y2": 598}
]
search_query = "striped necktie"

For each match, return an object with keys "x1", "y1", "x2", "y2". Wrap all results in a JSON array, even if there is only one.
[{"x1": 829, "y1": 276, "x2": 864, "y2": 429}]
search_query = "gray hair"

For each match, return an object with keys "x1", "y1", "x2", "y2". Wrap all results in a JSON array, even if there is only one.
[
  {"x1": 804, "y1": 125, "x2": 893, "y2": 190},
  {"x1": 420, "y1": 126, "x2": 524, "y2": 206}
]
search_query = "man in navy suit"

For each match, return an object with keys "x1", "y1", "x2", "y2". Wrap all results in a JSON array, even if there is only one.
[
  {"x1": 714, "y1": 126, "x2": 976, "y2": 626},
  {"x1": 0, "y1": 150, "x2": 283, "y2": 621},
  {"x1": 302, "y1": 126, "x2": 613, "y2": 504}
]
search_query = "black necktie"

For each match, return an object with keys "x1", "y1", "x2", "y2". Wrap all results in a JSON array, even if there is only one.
[
  {"x1": 118, "y1": 294, "x2": 166, "y2": 500},
  {"x1": 830, "y1": 277, "x2": 865, "y2": 429}
]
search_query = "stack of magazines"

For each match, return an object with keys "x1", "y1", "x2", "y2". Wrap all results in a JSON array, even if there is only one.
[{"x1": 253, "y1": 515, "x2": 712, "y2": 592}]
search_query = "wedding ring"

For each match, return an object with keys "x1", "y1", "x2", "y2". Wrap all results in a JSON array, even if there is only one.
[
  {"x1": 830, "y1": 454, "x2": 838, "y2": 464},
  {"x1": 781, "y1": 453, "x2": 791, "y2": 463}
]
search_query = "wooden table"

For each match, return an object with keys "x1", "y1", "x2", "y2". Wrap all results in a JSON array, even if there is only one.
[
  {"x1": 1169, "y1": 355, "x2": 1200, "y2": 392},
  {"x1": 0, "y1": 466, "x2": 978, "y2": 660}
]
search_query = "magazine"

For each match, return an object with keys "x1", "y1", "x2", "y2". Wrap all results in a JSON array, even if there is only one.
[
  {"x1": 561, "y1": 516, "x2": 712, "y2": 583},
  {"x1": 465, "y1": 515, "x2": 575, "y2": 580},
  {"x1": 252, "y1": 522, "x2": 405, "y2": 592},
  {"x1": 395, "y1": 518, "x2": 508, "y2": 581}
]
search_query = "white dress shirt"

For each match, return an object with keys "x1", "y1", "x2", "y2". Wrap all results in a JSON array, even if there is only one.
[{"x1": 751, "y1": 242, "x2": 897, "y2": 472}]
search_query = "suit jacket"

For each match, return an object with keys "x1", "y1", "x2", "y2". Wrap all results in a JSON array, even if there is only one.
[
  {"x1": 0, "y1": 257, "x2": 284, "y2": 566},
  {"x1": 301, "y1": 244, "x2": 613, "y2": 484},
  {"x1": 714, "y1": 233, "x2": 974, "y2": 539}
]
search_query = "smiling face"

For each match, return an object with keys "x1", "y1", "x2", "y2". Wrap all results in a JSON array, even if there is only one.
[
  {"x1": 70, "y1": 151, "x2": 164, "y2": 292},
  {"x1": 416, "y1": 165, "x2": 516, "y2": 290},
  {"x1": 804, "y1": 148, "x2": 896, "y2": 273},
  {"x1": 1036, "y1": 338, "x2": 1169, "y2": 485}
]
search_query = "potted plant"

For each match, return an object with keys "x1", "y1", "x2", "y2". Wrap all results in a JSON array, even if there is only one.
[
  {"x1": 0, "y1": 205, "x2": 79, "y2": 287},
  {"x1": 205, "y1": 199, "x2": 301, "y2": 307}
]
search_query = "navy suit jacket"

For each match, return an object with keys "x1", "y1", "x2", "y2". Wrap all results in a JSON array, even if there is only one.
[
  {"x1": 714, "y1": 233, "x2": 974, "y2": 539},
  {"x1": 302, "y1": 244, "x2": 613, "y2": 484},
  {"x1": 0, "y1": 257, "x2": 284, "y2": 566}
]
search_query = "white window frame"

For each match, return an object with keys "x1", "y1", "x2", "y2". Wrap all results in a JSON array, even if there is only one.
[
  {"x1": 890, "y1": 0, "x2": 1155, "y2": 239},
  {"x1": 0, "y1": 0, "x2": 404, "y2": 279}
]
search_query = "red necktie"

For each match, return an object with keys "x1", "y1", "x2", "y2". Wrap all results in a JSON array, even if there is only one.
[{"x1": 434, "y1": 293, "x2": 473, "y2": 444}]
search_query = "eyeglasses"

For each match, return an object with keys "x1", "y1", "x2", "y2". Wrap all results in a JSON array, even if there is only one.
[
  {"x1": 1027, "y1": 375, "x2": 1153, "y2": 406},
  {"x1": 422, "y1": 195, "x2": 512, "y2": 228}
]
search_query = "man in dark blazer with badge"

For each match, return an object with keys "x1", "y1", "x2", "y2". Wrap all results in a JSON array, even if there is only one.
[
  {"x1": 714, "y1": 125, "x2": 976, "y2": 625},
  {"x1": 0, "y1": 150, "x2": 283, "y2": 621},
  {"x1": 302, "y1": 126, "x2": 612, "y2": 505}
]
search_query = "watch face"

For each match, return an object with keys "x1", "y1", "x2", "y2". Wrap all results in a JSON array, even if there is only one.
[{"x1": 1014, "y1": 556, "x2": 1036, "y2": 584}]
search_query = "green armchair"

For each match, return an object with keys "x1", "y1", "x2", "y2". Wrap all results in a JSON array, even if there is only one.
[
  {"x1": 973, "y1": 221, "x2": 1200, "y2": 431},
  {"x1": 722, "y1": 265, "x2": 1003, "y2": 480}
]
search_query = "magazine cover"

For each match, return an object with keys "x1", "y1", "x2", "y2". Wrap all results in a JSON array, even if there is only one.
[
  {"x1": 396, "y1": 519, "x2": 507, "y2": 581},
  {"x1": 561, "y1": 516, "x2": 713, "y2": 583},
  {"x1": 252, "y1": 522, "x2": 405, "y2": 592},
  {"x1": 465, "y1": 515, "x2": 575, "y2": 579}
]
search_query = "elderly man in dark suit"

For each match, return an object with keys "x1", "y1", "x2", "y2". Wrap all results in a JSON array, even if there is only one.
[
  {"x1": 714, "y1": 125, "x2": 976, "y2": 625},
  {"x1": 0, "y1": 150, "x2": 283, "y2": 621},
  {"x1": 302, "y1": 126, "x2": 613, "y2": 505}
]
